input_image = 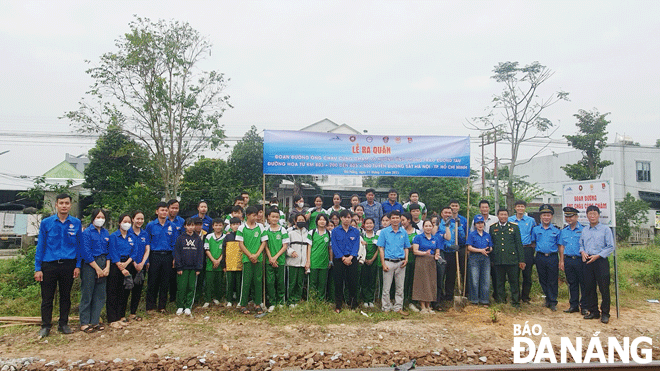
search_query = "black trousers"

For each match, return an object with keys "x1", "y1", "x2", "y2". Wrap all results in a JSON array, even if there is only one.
[
  {"x1": 129, "y1": 265, "x2": 145, "y2": 314},
  {"x1": 40, "y1": 259, "x2": 76, "y2": 328},
  {"x1": 585, "y1": 257, "x2": 610, "y2": 315},
  {"x1": 146, "y1": 252, "x2": 173, "y2": 310},
  {"x1": 535, "y1": 253, "x2": 559, "y2": 306},
  {"x1": 333, "y1": 257, "x2": 358, "y2": 310},
  {"x1": 564, "y1": 256, "x2": 587, "y2": 310},
  {"x1": 106, "y1": 262, "x2": 131, "y2": 323},
  {"x1": 442, "y1": 248, "x2": 466, "y2": 300},
  {"x1": 520, "y1": 245, "x2": 535, "y2": 302}
]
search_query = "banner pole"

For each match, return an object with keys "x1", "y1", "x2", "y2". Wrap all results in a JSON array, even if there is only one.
[
  {"x1": 612, "y1": 226, "x2": 620, "y2": 318},
  {"x1": 262, "y1": 173, "x2": 266, "y2": 310}
]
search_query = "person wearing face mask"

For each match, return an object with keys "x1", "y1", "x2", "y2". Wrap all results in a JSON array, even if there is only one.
[
  {"x1": 107, "y1": 213, "x2": 135, "y2": 328},
  {"x1": 127, "y1": 210, "x2": 149, "y2": 321},
  {"x1": 288, "y1": 195, "x2": 306, "y2": 228},
  {"x1": 79, "y1": 209, "x2": 111, "y2": 333},
  {"x1": 286, "y1": 214, "x2": 310, "y2": 307}
]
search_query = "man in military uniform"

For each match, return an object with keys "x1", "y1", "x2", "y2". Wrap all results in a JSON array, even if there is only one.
[
  {"x1": 559, "y1": 206, "x2": 587, "y2": 315},
  {"x1": 531, "y1": 204, "x2": 561, "y2": 311},
  {"x1": 489, "y1": 208, "x2": 525, "y2": 307}
]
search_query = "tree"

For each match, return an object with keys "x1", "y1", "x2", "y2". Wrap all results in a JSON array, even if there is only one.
[
  {"x1": 18, "y1": 177, "x2": 76, "y2": 217},
  {"x1": 483, "y1": 166, "x2": 551, "y2": 206},
  {"x1": 470, "y1": 61, "x2": 569, "y2": 210},
  {"x1": 228, "y1": 126, "x2": 263, "y2": 194},
  {"x1": 180, "y1": 157, "x2": 235, "y2": 216},
  {"x1": 561, "y1": 109, "x2": 613, "y2": 180},
  {"x1": 65, "y1": 16, "x2": 230, "y2": 199},
  {"x1": 655, "y1": 139, "x2": 660, "y2": 148},
  {"x1": 84, "y1": 124, "x2": 157, "y2": 220},
  {"x1": 615, "y1": 193, "x2": 650, "y2": 241}
]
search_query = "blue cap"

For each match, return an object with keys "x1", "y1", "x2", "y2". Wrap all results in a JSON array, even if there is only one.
[{"x1": 473, "y1": 214, "x2": 485, "y2": 224}]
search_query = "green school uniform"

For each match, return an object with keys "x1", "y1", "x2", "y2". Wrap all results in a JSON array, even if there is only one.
[
  {"x1": 204, "y1": 233, "x2": 226, "y2": 302},
  {"x1": 306, "y1": 207, "x2": 327, "y2": 231},
  {"x1": 308, "y1": 228, "x2": 331, "y2": 300},
  {"x1": 236, "y1": 223, "x2": 267, "y2": 307},
  {"x1": 404, "y1": 228, "x2": 418, "y2": 305},
  {"x1": 360, "y1": 231, "x2": 379, "y2": 303},
  {"x1": 263, "y1": 225, "x2": 289, "y2": 306}
]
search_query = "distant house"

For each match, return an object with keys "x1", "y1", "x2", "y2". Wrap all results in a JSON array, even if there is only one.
[{"x1": 41, "y1": 154, "x2": 90, "y2": 218}]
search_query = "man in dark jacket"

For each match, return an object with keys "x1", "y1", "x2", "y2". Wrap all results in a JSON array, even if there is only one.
[{"x1": 489, "y1": 209, "x2": 525, "y2": 307}]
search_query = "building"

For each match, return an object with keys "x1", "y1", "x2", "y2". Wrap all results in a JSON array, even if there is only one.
[{"x1": 515, "y1": 141, "x2": 660, "y2": 227}]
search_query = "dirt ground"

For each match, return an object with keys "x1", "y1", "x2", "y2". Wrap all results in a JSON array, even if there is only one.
[{"x1": 1, "y1": 299, "x2": 660, "y2": 369}]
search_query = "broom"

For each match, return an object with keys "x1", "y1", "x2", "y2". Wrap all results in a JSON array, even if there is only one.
[{"x1": 454, "y1": 218, "x2": 468, "y2": 311}]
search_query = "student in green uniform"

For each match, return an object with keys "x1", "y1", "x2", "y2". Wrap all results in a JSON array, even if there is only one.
[
  {"x1": 401, "y1": 212, "x2": 419, "y2": 312},
  {"x1": 287, "y1": 213, "x2": 309, "y2": 307},
  {"x1": 263, "y1": 208, "x2": 289, "y2": 312},
  {"x1": 269, "y1": 198, "x2": 287, "y2": 227},
  {"x1": 223, "y1": 218, "x2": 242, "y2": 307},
  {"x1": 236, "y1": 206, "x2": 267, "y2": 314},
  {"x1": 360, "y1": 218, "x2": 379, "y2": 308},
  {"x1": 305, "y1": 195, "x2": 326, "y2": 231},
  {"x1": 224, "y1": 205, "x2": 244, "y2": 232},
  {"x1": 203, "y1": 218, "x2": 225, "y2": 308},
  {"x1": 306, "y1": 213, "x2": 332, "y2": 301}
]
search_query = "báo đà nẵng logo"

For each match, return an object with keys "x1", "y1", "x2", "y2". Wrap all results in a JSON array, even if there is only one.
[{"x1": 511, "y1": 322, "x2": 652, "y2": 364}]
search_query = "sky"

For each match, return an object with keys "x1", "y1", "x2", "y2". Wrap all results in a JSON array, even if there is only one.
[{"x1": 0, "y1": 0, "x2": 659, "y2": 189}]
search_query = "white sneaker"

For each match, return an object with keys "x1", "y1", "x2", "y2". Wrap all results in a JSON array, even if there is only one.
[
  {"x1": 363, "y1": 303, "x2": 369, "y2": 308},
  {"x1": 369, "y1": 302, "x2": 375, "y2": 308},
  {"x1": 176, "y1": 308, "x2": 184, "y2": 315},
  {"x1": 202, "y1": 302, "x2": 210, "y2": 308},
  {"x1": 184, "y1": 308, "x2": 192, "y2": 316},
  {"x1": 213, "y1": 299, "x2": 220, "y2": 305},
  {"x1": 268, "y1": 305, "x2": 275, "y2": 313},
  {"x1": 226, "y1": 302, "x2": 233, "y2": 307},
  {"x1": 409, "y1": 303, "x2": 420, "y2": 312}
]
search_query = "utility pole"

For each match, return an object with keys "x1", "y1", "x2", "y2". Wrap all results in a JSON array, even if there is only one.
[
  {"x1": 481, "y1": 135, "x2": 485, "y2": 198},
  {"x1": 480, "y1": 130, "x2": 501, "y2": 210}
]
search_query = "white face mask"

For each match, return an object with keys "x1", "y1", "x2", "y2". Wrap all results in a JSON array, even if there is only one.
[
  {"x1": 297, "y1": 202, "x2": 304, "y2": 208},
  {"x1": 93, "y1": 218, "x2": 105, "y2": 228},
  {"x1": 120, "y1": 222, "x2": 132, "y2": 231}
]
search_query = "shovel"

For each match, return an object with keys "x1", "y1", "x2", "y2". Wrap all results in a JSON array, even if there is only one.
[{"x1": 454, "y1": 219, "x2": 468, "y2": 311}]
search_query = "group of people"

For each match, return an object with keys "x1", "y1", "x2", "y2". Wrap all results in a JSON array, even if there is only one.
[{"x1": 33, "y1": 188, "x2": 615, "y2": 337}]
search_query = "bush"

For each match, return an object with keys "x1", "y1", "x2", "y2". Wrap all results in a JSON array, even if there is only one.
[{"x1": 0, "y1": 246, "x2": 41, "y2": 316}]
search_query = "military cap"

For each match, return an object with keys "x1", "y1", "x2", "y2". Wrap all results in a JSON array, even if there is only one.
[
  {"x1": 539, "y1": 204, "x2": 554, "y2": 214},
  {"x1": 562, "y1": 206, "x2": 578, "y2": 217}
]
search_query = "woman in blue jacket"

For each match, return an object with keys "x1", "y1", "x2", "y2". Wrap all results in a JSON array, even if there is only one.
[
  {"x1": 79, "y1": 209, "x2": 110, "y2": 333},
  {"x1": 127, "y1": 210, "x2": 149, "y2": 321},
  {"x1": 107, "y1": 213, "x2": 134, "y2": 329}
]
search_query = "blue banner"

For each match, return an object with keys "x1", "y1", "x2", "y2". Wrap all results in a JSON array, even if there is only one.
[{"x1": 263, "y1": 130, "x2": 470, "y2": 178}]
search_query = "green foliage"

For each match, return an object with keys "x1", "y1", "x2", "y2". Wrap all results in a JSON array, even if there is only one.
[
  {"x1": 228, "y1": 126, "x2": 263, "y2": 191},
  {"x1": 180, "y1": 158, "x2": 236, "y2": 216},
  {"x1": 84, "y1": 125, "x2": 158, "y2": 222},
  {"x1": 615, "y1": 193, "x2": 650, "y2": 241},
  {"x1": 0, "y1": 247, "x2": 41, "y2": 316},
  {"x1": 655, "y1": 139, "x2": 660, "y2": 148},
  {"x1": 561, "y1": 109, "x2": 613, "y2": 180},
  {"x1": 483, "y1": 167, "x2": 551, "y2": 209},
  {"x1": 64, "y1": 15, "x2": 230, "y2": 198},
  {"x1": 619, "y1": 245, "x2": 660, "y2": 289}
]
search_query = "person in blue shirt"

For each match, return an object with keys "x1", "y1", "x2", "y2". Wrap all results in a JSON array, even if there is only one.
[
  {"x1": 145, "y1": 202, "x2": 176, "y2": 312},
  {"x1": 34, "y1": 193, "x2": 81, "y2": 337},
  {"x1": 531, "y1": 204, "x2": 561, "y2": 311},
  {"x1": 106, "y1": 213, "x2": 135, "y2": 329},
  {"x1": 361, "y1": 188, "x2": 383, "y2": 231},
  {"x1": 167, "y1": 199, "x2": 185, "y2": 303},
  {"x1": 128, "y1": 210, "x2": 149, "y2": 321},
  {"x1": 433, "y1": 207, "x2": 453, "y2": 307},
  {"x1": 467, "y1": 214, "x2": 493, "y2": 306},
  {"x1": 377, "y1": 210, "x2": 410, "y2": 316},
  {"x1": 382, "y1": 188, "x2": 404, "y2": 215},
  {"x1": 411, "y1": 219, "x2": 442, "y2": 313},
  {"x1": 559, "y1": 206, "x2": 587, "y2": 315},
  {"x1": 79, "y1": 209, "x2": 110, "y2": 333},
  {"x1": 580, "y1": 205, "x2": 615, "y2": 324},
  {"x1": 331, "y1": 209, "x2": 361, "y2": 312},
  {"x1": 508, "y1": 200, "x2": 537, "y2": 304},
  {"x1": 193, "y1": 200, "x2": 213, "y2": 235},
  {"x1": 436, "y1": 206, "x2": 466, "y2": 304}
]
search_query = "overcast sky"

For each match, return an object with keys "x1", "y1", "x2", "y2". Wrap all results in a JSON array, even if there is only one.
[{"x1": 1, "y1": 0, "x2": 658, "y2": 189}]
